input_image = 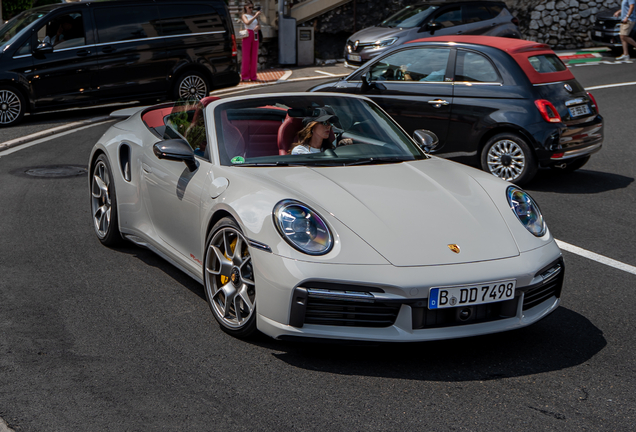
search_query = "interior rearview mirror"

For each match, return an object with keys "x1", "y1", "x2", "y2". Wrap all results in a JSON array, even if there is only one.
[{"x1": 413, "y1": 129, "x2": 439, "y2": 153}]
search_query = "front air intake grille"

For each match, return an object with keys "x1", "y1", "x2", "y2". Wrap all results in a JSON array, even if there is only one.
[
  {"x1": 412, "y1": 298, "x2": 518, "y2": 330},
  {"x1": 522, "y1": 261, "x2": 564, "y2": 311},
  {"x1": 304, "y1": 297, "x2": 401, "y2": 327}
]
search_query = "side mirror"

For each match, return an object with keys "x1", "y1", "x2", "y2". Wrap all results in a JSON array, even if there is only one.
[
  {"x1": 425, "y1": 22, "x2": 443, "y2": 34},
  {"x1": 153, "y1": 139, "x2": 197, "y2": 171},
  {"x1": 35, "y1": 42, "x2": 54, "y2": 54},
  {"x1": 361, "y1": 71, "x2": 387, "y2": 92},
  {"x1": 413, "y1": 129, "x2": 439, "y2": 153}
]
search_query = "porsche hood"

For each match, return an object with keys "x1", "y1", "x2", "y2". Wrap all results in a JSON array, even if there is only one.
[{"x1": 261, "y1": 159, "x2": 520, "y2": 267}]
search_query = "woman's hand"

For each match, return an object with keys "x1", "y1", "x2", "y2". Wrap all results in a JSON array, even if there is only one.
[
  {"x1": 337, "y1": 138, "x2": 353, "y2": 146},
  {"x1": 255, "y1": 11, "x2": 262, "y2": 18}
]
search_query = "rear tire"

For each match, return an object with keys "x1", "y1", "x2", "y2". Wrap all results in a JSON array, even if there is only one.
[
  {"x1": 173, "y1": 71, "x2": 210, "y2": 101},
  {"x1": 481, "y1": 133, "x2": 537, "y2": 185},
  {"x1": 0, "y1": 85, "x2": 26, "y2": 127}
]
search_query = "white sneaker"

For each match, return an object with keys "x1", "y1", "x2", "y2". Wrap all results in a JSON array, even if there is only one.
[{"x1": 616, "y1": 54, "x2": 631, "y2": 61}]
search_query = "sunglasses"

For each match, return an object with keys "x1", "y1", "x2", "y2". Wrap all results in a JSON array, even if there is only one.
[{"x1": 319, "y1": 121, "x2": 332, "y2": 126}]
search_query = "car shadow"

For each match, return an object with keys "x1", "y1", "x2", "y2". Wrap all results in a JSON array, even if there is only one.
[
  {"x1": 526, "y1": 168, "x2": 633, "y2": 194},
  {"x1": 249, "y1": 307, "x2": 605, "y2": 382}
]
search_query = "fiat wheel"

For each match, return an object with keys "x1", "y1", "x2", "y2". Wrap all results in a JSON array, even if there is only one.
[
  {"x1": 173, "y1": 71, "x2": 209, "y2": 101},
  {"x1": 0, "y1": 86, "x2": 26, "y2": 127},
  {"x1": 481, "y1": 133, "x2": 537, "y2": 185},
  {"x1": 204, "y1": 218, "x2": 257, "y2": 338},
  {"x1": 91, "y1": 154, "x2": 122, "y2": 246}
]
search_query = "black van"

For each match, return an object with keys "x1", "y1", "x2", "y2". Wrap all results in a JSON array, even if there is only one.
[{"x1": 0, "y1": 0, "x2": 240, "y2": 127}]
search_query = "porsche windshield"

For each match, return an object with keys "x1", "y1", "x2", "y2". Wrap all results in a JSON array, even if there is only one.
[
  {"x1": 213, "y1": 95, "x2": 427, "y2": 167},
  {"x1": 380, "y1": 5, "x2": 438, "y2": 28}
]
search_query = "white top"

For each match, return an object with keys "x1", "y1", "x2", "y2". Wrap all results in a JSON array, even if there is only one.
[
  {"x1": 291, "y1": 145, "x2": 321, "y2": 155},
  {"x1": 243, "y1": 14, "x2": 258, "y2": 30}
]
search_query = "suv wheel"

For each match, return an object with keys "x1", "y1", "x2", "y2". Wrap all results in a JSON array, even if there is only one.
[
  {"x1": 173, "y1": 71, "x2": 210, "y2": 101},
  {"x1": 0, "y1": 86, "x2": 26, "y2": 127},
  {"x1": 481, "y1": 133, "x2": 537, "y2": 185}
]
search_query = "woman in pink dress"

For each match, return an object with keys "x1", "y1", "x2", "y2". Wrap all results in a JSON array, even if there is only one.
[{"x1": 241, "y1": 2, "x2": 261, "y2": 82}]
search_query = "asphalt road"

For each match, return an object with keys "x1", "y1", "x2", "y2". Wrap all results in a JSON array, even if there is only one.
[{"x1": 0, "y1": 62, "x2": 635, "y2": 431}]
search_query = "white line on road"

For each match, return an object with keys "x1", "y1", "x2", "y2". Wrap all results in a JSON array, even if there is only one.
[
  {"x1": 556, "y1": 239, "x2": 636, "y2": 276},
  {"x1": 0, "y1": 121, "x2": 111, "y2": 157},
  {"x1": 315, "y1": 70, "x2": 337, "y2": 76},
  {"x1": 585, "y1": 81, "x2": 636, "y2": 90}
]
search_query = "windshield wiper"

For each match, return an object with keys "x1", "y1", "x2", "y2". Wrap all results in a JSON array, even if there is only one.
[
  {"x1": 341, "y1": 157, "x2": 411, "y2": 166},
  {"x1": 231, "y1": 161, "x2": 295, "y2": 167}
]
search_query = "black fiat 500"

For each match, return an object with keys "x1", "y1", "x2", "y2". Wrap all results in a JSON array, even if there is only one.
[{"x1": 312, "y1": 36, "x2": 603, "y2": 185}]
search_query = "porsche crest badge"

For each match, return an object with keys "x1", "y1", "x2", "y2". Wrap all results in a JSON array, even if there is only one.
[{"x1": 448, "y1": 244, "x2": 461, "y2": 254}]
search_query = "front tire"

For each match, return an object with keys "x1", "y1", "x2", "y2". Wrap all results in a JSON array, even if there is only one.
[
  {"x1": 173, "y1": 71, "x2": 210, "y2": 101},
  {"x1": 204, "y1": 218, "x2": 257, "y2": 338},
  {"x1": 481, "y1": 133, "x2": 537, "y2": 185},
  {"x1": 90, "y1": 154, "x2": 122, "y2": 246},
  {"x1": 0, "y1": 85, "x2": 26, "y2": 127}
]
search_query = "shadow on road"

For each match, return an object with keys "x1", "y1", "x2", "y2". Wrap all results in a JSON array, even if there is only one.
[
  {"x1": 527, "y1": 168, "x2": 633, "y2": 194},
  {"x1": 255, "y1": 308, "x2": 605, "y2": 382}
]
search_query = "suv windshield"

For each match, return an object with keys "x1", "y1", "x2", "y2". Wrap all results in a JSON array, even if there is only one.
[
  {"x1": 214, "y1": 95, "x2": 427, "y2": 167},
  {"x1": 380, "y1": 5, "x2": 439, "y2": 28},
  {"x1": 0, "y1": 8, "x2": 50, "y2": 52}
]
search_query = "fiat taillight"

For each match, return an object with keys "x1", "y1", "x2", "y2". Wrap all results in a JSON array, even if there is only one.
[
  {"x1": 587, "y1": 91, "x2": 599, "y2": 113},
  {"x1": 535, "y1": 99, "x2": 562, "y2": 123}
]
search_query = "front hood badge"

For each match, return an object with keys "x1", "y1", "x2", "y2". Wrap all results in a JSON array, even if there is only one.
[{"x1": 448, "y1": 244, "x2": 461, "y2": 254}]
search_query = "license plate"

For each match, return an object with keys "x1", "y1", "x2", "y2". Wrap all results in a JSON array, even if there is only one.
[
  {"x1": 594, "y1": 31, "x2": 602, "y2": 37},
  {"x1": 348, "y1": 54, "x2": 361, "y2": 62},
  {"x1": 568, "y1": 104, "x2": 591, "y2": 117},
  {"x1": 428, "y1": 280, "x2": 516, "y2": 310}
]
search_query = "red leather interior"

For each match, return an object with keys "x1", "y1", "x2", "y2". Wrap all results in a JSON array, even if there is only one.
[
  {"x1": 232, "y1": 120, "x2": 281, "y2": 157},
  {"x1": 277, "y1": 115, "x2": 304, "y2": 155},
  {"x1": 142, "y1": 107, "x2": 173, "y2": 129}
]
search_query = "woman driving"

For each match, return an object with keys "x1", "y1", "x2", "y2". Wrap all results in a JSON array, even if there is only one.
[{"x1": 290, "y1": 109, "x2": 351, "y2": 155}]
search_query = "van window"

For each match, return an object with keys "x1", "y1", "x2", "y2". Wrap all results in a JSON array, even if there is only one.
[
  {"x1": 95, "y1": 6, "x2": 160, "y2": 44},
  {"x1": 157, "y1": 4, "x2": 224, "y2": 36},
  {"x1": 36, "y1": 12, "x2": 86, "y2": 50}
]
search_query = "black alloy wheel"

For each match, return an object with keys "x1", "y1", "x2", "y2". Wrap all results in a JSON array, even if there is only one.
[
  {"x1": 0, "y1": 86, "x2": 26, "y2": 127},
  {"x1": 204, "y1": 217, "x2": 257, "y2": 338},
  {"x1": 481, "y1": 132, "x2": 537, "y2": 185}
]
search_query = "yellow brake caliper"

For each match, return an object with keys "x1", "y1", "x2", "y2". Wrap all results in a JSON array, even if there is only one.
[{"x1": 220, "y1": 237, "x2": 237, "y2": 285}]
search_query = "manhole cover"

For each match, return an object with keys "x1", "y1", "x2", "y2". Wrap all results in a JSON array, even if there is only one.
[{"x1": 21, "y1": 165, "x2": 87, "y2": 178}]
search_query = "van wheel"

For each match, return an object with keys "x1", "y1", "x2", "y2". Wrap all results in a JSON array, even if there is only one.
[
  {"x1": 173, "y1": 71, "x2": 210, "y2": 101},
  {"x1": 481, "y1": 133, "x2": 537, "y2": 185},
  {"x1": 0, "y1": 86, "x2": 26, "y2": 127}
]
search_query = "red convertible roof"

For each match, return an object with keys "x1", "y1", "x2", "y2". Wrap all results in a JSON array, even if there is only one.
[{"x1": 408, "y1": 36, "x2": 575, "y2": 85}]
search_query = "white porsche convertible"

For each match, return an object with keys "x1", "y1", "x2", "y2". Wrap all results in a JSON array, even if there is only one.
[{"x1": 89, "y1": 93, "x2": 564, "y2": 342}]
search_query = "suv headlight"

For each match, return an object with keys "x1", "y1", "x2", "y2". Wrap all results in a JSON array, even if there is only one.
[
  {"x1": 273, "y1": 200, "x2": 334, "y2": 255},
  {"x1": 373, "y1": 37, "x2": 397, "y2": 48},
  {"x1": 507, "y1": 186, "x2": 546, "y2": 237}
]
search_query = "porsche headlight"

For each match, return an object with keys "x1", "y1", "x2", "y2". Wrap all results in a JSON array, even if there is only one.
[
  {"x1": 507, "y1": 186, "x2": 546, "y2": 237},
  {"x1": 273, "y1": 200, "x2": 333, "y2": 255}
]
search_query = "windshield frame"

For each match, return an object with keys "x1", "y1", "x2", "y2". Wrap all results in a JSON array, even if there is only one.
[
  {"x1": 0, "y1": 6, "x2": 55, "y2": 53},
  {"x1": 210, "y1": 94, "x2": 428, "y2": 168}
]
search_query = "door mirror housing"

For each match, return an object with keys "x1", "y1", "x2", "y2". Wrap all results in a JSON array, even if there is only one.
[
  {"x1": 35, "y1": 42, "x2": 54, "y2": 54},
  {"x1": 361, "y1": 71, "x2": 387, "y2": 92},
  {"x1": 153, "y1": 139, "x2": 197, "y2": 171},
  {"x1": 413, "y1": 129, "x2": 439, "y2": 153},
  {"x1": 425, "y1": 22, "x2": 443, "y2": 34}
]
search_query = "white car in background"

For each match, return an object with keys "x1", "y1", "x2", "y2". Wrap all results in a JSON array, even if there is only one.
[{"x1": 89, "y1": 93, "x2": 564, "y2": 342}]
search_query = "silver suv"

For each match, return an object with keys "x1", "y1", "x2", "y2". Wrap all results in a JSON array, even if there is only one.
[{"x1": 344, "y1": 0, "x2": 521, "y2": 68}]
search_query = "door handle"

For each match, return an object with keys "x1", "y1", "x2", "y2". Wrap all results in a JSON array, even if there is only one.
[
  {"x1": 102, "y1": 46, "x2": 116, "y2": 54},
  {"x1": 456, "y1": 31, "x2": 463, "y2": 34},
  {"x1": 142, "y1": 163, "x2": 153, "y2": 174},
  {"x1": 428, "y1": 99, "x2": 450, "y2": 108},
  {"x1": 76, "y1": 49, "x2": 91, "y2": 57}
]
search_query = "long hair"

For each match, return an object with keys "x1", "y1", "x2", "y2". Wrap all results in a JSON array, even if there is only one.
[{"x1": 289, "y1": 121, "x2": 333, "y2": 154}]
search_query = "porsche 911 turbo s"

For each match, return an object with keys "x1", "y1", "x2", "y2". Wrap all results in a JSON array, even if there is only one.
[{"x1": 89, "y1": 93, "x2": 564, "y2": 342}]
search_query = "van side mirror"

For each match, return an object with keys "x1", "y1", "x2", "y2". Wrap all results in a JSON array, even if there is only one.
[
  {"x1": 153, "y1": 139, "x2": 197, "y2": 171},
  {"x1": 361, "y1": 71, "x2": 387, "y2": 92},
  {"x1": 35, "y1": 42, "x2": 54, "y2": 54},
  {"x1": 413, "y1": 129, "x2": 439, "y2": 153}
]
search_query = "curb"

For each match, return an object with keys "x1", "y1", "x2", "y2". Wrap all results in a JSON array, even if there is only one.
[
  {"x1": 0, "y1": 417, "x2": 14, "y2": 432},
  {"x1": 0, "y1": 115, "x2": 113, "y2": 152}
]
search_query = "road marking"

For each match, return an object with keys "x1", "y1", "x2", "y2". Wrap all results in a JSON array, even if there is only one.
[
  {"x1": 0, "y1": 121, "x2": 112, "y2": 157},
  {"x1": 315, "y1": 70, "x2": 337, "y2": 76},
  {"x1": 585, "y1": 81, "x2": 636, "y2": 90},
  {"x1": 556, "y1": 240, "x2": 636, "y2": 276}
]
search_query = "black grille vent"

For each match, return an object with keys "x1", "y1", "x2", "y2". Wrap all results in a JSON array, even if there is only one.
[
  {"x1": 522, "y1": 277, "x2": 561, "y2": 311},
  {"x1": 412, "y1": 298, "x2": 518, "y2": 330},
  {"x1": 304, "y1": 298, "x2": 401, "y2": 328}
]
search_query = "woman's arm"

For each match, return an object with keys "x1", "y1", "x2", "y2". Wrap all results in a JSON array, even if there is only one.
[{"x1": 241, "y1": 11, "x2": 261, "y2": 25}]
